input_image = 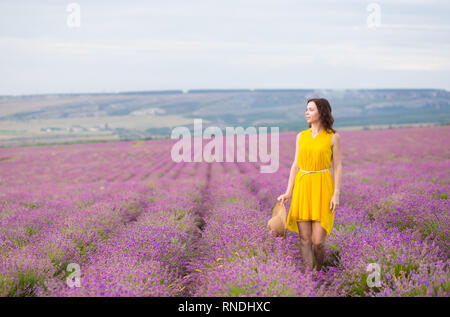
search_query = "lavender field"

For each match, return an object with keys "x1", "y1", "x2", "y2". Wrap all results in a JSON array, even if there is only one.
[{"x1": 0, "y1": 126, "x2": 449, "y2": 297}]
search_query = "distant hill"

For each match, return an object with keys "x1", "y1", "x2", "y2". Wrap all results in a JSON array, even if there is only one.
[{"x1": 0, "y1": 89, "x2": 449, "y2": 147}]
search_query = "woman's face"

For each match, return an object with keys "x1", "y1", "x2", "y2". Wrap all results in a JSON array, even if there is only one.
[{"x1": 305, "y1": 101, "x2": 320, "y2": 124}]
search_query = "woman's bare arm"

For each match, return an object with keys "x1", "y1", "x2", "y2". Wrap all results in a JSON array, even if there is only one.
[
  {"x1": 285, "y1": 132, "x2": 301, "y2": 195},
  {"x1": 332, "y1": 132, "x2": 342, "y2": 196}
]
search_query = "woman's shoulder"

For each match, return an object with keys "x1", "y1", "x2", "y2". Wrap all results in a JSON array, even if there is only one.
[{"x1": 330, "y1": 130, "x2": 341, "y2": 147}]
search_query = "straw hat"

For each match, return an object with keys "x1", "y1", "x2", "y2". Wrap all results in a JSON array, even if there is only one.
[{"x1": 267, "y1": 200, "x2": 287, "y2": 238}]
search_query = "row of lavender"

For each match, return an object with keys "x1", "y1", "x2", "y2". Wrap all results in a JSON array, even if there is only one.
[
  {"x1": 39, "y1": 177, "x2": 206, "y2": 296},
  {"x1": 0, "y1": 140, "x2": 206, "y2": 296}
]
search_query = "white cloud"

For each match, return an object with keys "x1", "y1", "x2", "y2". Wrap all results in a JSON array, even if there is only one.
[{"x1": 2, "y1": 36, "x2": 448, "y2": 72}]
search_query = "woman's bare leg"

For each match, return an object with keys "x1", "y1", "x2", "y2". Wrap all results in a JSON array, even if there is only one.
[
  {"x1": 311, "y1": 221, "x2": 327, "y2": 272},
  {"x1": 297, "y1": 221, "x2": 313, "y2": 270}
]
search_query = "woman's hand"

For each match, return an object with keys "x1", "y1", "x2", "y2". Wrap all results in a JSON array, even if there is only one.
[
  {"x1": 277, "y1": 192, "x2": 291, "y2": 204},
  {"x1": 330, "y1": 193, "x2": 340, "y2": 214}
]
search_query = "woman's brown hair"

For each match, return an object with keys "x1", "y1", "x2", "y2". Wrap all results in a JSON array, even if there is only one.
[{"x1": 307, "y1": 98, "x2": 336, "y2": 134}]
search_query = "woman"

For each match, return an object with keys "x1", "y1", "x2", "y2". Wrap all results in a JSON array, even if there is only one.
[{"x1": 277, "y1": 98, "x2": 342, "y2": 272}]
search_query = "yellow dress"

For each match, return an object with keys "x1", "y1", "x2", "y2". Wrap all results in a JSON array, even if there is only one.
[{"x1": 286, "y1": 128, "x2": 335, "y2": 236}]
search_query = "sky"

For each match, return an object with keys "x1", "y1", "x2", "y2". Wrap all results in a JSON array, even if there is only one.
[{"x1": 1, "y1": 0, "x2": 449, "y2": 95}]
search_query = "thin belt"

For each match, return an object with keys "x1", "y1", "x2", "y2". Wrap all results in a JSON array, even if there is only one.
[{"x1": 298, "y1": 168, "x2": 331, "y2": 179}]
